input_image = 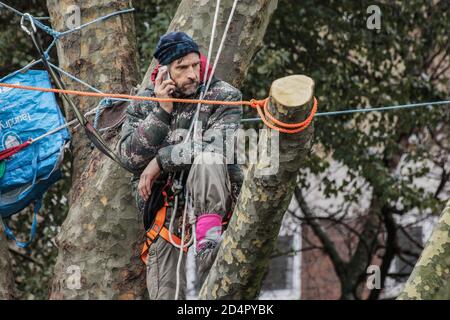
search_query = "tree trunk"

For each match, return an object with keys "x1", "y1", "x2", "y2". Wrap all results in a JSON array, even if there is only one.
[
  {"x1": 397, "y1": 199, "x2": 450, "y2": 300},
  {"x1": 0, "y1": 224, "x2": 17, "y2": 299},
  {"x1": 48, "y1": 0, "x2": 277, "y2": 299},
  {"x1": 46, "y1": 0, "x2": 140, "y2": 187},
  {"x1": 199, "y1": 75, "x2": 315, "y2": 299},
  {"x1": 46, "y1": 0, "x2": 141, "y2": 299}
]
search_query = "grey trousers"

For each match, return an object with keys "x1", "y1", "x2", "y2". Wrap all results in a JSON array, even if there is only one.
[{"x1": 146, "y1": 152, "x2": 232, "y2": 300}]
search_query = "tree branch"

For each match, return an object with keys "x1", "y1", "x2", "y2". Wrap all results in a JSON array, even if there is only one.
[{"x1": 294, "y1": 186, "x2": 346, "y2": 274}]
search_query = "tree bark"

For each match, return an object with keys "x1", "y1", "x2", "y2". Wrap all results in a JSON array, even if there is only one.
[
  {"x1": 0, "y1": 224, "x2": 17, "y2": 299},
  {"x1": 46, "y1": 0, "x2": 142, "y2": 299},
  {"x1": 199, "y1": 75, "x2": 315, "y2": 299},
  {"x1": 47, "y1": 0, "x2": 277, "y2": 299},
  {"x1": 397, "y1": 199, "x2": 450, "y2": 300},
  {"x1": 46, "y1": 0, "x2": 140, "y2": 187}
]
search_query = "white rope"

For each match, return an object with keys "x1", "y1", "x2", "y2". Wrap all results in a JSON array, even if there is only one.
[
  {"x1": 204, "y1": 0, "x2": 239, "y2": 93},
  {"x1": 172, "y1": 0, "x2": 225, "y2": 300},
  {"x1": 19, "y1": 0, "x2": 238, "y2": 152},
  {"x1": 168, "y1": 0, "x2": 239, "y2": 255},
  {"x1": 30, "y1": 102, "x2": 105, "y2": 144},
  {"x1": 168, "y1": 191, "x2": 194, "y2": 250},
  {"x1": 174, "y1": 190, "x2": 193, "y2": 300},
  {"x1": 184, "y1": 0, "x2": 222, "y2": 142}
]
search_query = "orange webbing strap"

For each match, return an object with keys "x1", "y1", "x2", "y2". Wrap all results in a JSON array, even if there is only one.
[
  {"x1": 140, "y1": 203, "x2": 189, "y2": 265},
  {"x1": 0, "y1": 83, "x2": 317, "y2": 134}
]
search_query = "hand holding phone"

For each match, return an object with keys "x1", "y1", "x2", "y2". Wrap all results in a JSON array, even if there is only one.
[
  {"x1": 159, "y1": 66, "x2": 174, "y2": 95},
  {"x1": 155, "y1": 66, "x2": 175, "y2": 113},
  {"x1": 164, "y1": 67, "x2": 171, "y2": 81}
]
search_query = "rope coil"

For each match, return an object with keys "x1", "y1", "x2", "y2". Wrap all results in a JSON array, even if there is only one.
[{"x1": 250, "y1": 97, "x2": 318, "y2": 134}]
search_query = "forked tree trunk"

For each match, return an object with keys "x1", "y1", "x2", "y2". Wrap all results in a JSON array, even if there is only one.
[
  {"x1": 200, "y1": 75, "x2": 315, "y2": 299},
  {"x1": 47, "y1": 0, "x2": 277, "y2": 299}
]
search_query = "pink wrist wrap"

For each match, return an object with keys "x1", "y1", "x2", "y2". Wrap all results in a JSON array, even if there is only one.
[{"x1": 196, "y1": 213, "x2": 222, "y2": 251}]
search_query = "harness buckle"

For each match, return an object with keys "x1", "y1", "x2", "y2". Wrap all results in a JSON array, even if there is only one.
[
  {"x1": 171, "y1": 180, "x2": 183, "y2": 196},
  {"x1": 152, "y1": 224, "x2": 160, "y2": 233}
]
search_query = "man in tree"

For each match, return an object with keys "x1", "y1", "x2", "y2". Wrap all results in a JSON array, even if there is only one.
[{"x1": 118, "y1": 31, "x2": 243, "y2": 299}]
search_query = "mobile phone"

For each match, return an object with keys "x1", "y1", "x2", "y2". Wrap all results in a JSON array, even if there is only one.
[
  {"x1": 159, "y1": 66, "x2": 174, "y2": 95},
  {"x1": 160, "y1": 66, "x2": 171, "y2": 81}
]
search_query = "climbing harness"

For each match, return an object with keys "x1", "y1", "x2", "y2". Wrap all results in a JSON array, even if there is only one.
[{"x1": 140, "y1": 187, "x2": 190, "y2": 265}]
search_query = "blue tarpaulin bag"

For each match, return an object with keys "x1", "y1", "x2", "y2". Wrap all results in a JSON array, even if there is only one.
[{"x1": 0, "y1": 69, "x2": 70, "y2": 247}]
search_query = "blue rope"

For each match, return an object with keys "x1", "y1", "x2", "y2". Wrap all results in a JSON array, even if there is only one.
[
  {"x1": 0, "y1": 58, "x2": 106, "y2": 96},
  {"x1": 33, "y1": 19, "x2": 61, "y2": 38},
  {"x1": 0, "y1": 1, "x2": 134, "y2": 39},
  {"x1": 58, "y1": 8, "x2": 135, "y2": 37},
  {"x1": 0, "y1": 1, "x2": 60, "y2": 37},
  {"x1": 0, "y1": 1, "x2": 50, "y2": 21},
  {"x1": 0, "y1": 1, "x2": 134, "y2": 102},
  {"x1": 0, "y1": 1, "x2": 136, "y2": 113},
  {"x1": 44, "y1": 37, "x2": 59, "y2": 56},
  {"x1": 0, "y1": 59, "x2": 42, "y2": 82},
  {"x1": 93, "y1": 98, "x2": 113, "y2": 129},
  {"x1": 47, "y1": 62, "x2": 104, "y2": 93},
  {"x1": 241, "y1": 100, "x2": 450, "y2": 123}
]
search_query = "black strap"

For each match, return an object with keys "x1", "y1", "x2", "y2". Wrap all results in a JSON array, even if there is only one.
[{"x1": 143, "y1": 181, "x2": 165, "y2": 230}]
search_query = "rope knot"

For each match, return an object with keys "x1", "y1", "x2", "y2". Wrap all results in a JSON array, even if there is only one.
[
  {"x1": 252, "y1": 97, "x2": 318, "y2": 134},
  {"x1": 100, "y1": 98, "x2": 113, "y2": 108},
  {"x1": 33, "y1": 19, "x2": 61, "y2": 38},
  {"x1": 250, "y1": 98, "x2": 266, "y2": 109}
]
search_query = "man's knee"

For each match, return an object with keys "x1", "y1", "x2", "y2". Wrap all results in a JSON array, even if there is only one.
[
  {"x1": 188, "y1": 152, "x2": 229, "y2": 190},
  {"x1": 187, "y1": 151, "x2": 231, "y2": 215},
  {"x1": 188, "y1": 152, "x2": 229, "y2": 187}
]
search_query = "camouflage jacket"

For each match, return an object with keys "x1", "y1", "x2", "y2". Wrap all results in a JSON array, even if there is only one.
[{"x1": 118, "y1": 77, "x2": 244, "y2": 217}]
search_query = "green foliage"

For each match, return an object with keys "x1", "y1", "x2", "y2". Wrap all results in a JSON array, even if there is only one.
[
  {"x1": 243, "y1": 0, "x2": 449, "y2": 214},
  {"x1": 0, "y1": 0, "x2": 52, "y2": 75},
  {"x1": 133, "y1": 0, "x2": 178, "y2": 77}
]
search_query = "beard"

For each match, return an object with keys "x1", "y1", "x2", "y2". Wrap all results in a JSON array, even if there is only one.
[{"x1": 173, "y1": 79, "x2": 200, "y2": 97}]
